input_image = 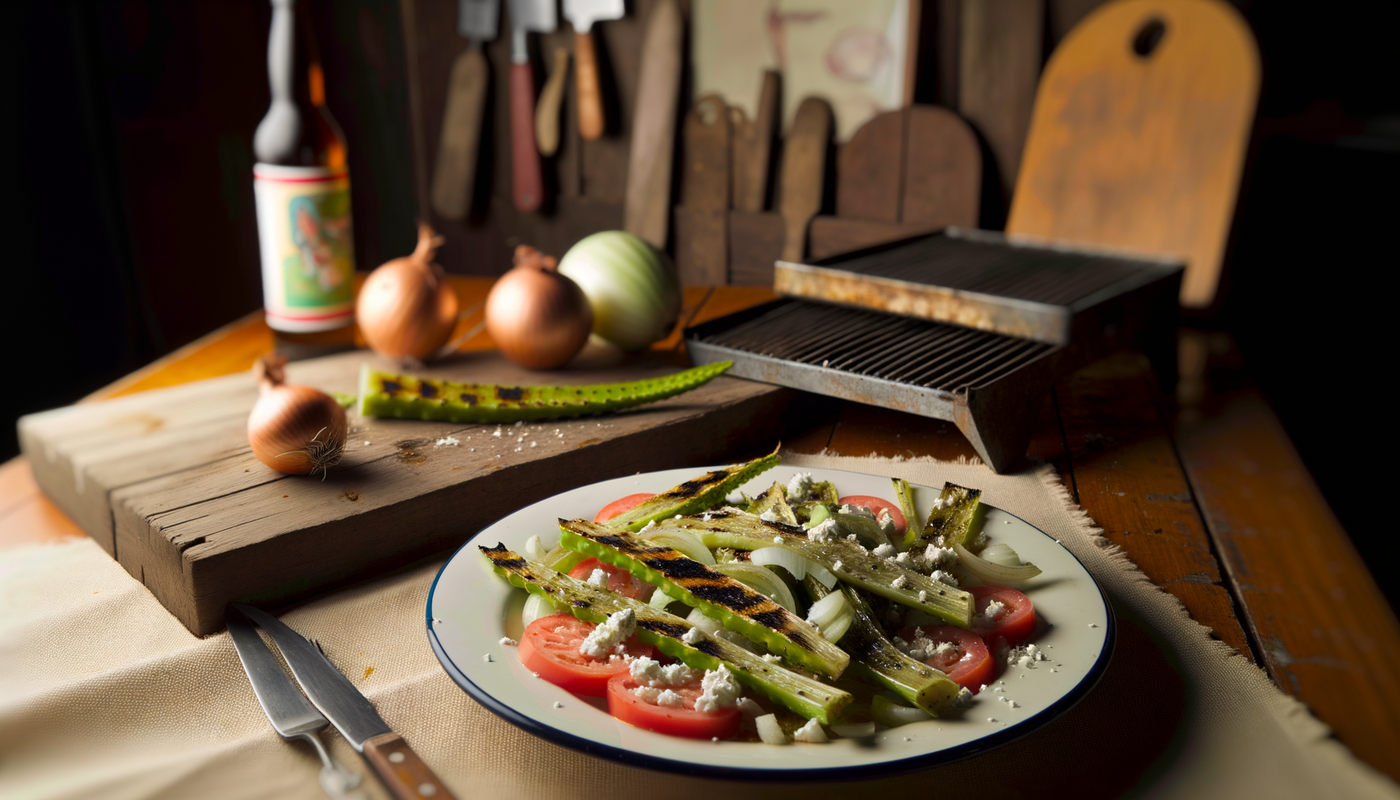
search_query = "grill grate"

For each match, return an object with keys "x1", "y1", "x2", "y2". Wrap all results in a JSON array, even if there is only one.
[{"x1": 695, "y1": 301, "x2": 1056, "y2": 394}]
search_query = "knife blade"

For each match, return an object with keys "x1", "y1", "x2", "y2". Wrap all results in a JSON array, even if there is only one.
[
  {"x1": 506, "y1": 0, "x2": 556, "y2": 212},
  {"x1": 563, "y1": 0, "x2": 623, "y2": 140},
  {"x1": 228, "y1": 607, "x2": 365, "y2": 800},
  {"x1": 430, "y1": 0, "x2": 498, "y2": 221},
  {"x1": 233, "y1": 603, "x2": 458, "y2": 800}
]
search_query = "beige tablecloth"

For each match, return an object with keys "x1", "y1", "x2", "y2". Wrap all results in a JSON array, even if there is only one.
[{"x1": 2, "y1": 453, "x2": 1395, "y2": 800}]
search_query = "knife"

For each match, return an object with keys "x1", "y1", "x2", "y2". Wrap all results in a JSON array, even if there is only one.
[
  {"x1": 506, "y1": 0, "x2": 556, "y2": 212},
  {"x1": 228, "y1": 607, "x2": 366, "y2": 800},
  {"x1": 430, "y1": 0, "x2": 498, "y2": 221},
  {"x1": 232, "y1": 603, "x2": 458, "y2": 800},
  {"x1": 562, "y1": 0, "x2": 624, "y2": 140}
]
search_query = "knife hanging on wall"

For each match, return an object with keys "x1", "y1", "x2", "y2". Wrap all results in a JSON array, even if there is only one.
[
  {"x1": 563, "y1": 0, "x2": 624, "y2": 140},
  {"x1": 506, "y1": 0, "x2": 556, "y2": 212}
]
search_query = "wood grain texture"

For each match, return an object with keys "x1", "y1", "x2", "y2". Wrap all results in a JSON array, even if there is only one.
[
  {"x1": 730, "y1": 70, "x2": 780, "y2": 213},
  {"x1": 1176, "y1": 331, "x2": 1400, "y2": 779},
  {"x1": 958, "y1": 0, "x2": 1042, "y2": 213},
  {"x1": 778, "y1": 98, "x2": 833, "y2": 263},
  {"x1": 622, "y1": 0, "x2": 682, "y2": 249},
  {"x1": 534, "y1": 46, "x2": 570, "y2": 157},
  {"x1": 1007, "y1": 0, "x2": 1259, "y2": 308},
  {"x1": 573, "y1": 31, "x2": 604, "y2": 140},
  {"x1": 363, "y1": 733, "x2": 459, "y2": 800},
  {"x1": 676, "y1": 95, "x2": 731, "y2": 286},
  {"x1": 901, "y1": 105, "x2": 981, "y2": 228},
  {"x1": 836, "y1": 110, "x2": 904, "y2": 223}
]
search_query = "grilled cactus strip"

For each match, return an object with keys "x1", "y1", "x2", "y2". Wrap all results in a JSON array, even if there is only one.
[
  {"x1": 658, "y1": 510, "x2": 974, "y2": 628},
  {"x1": 603, "y1": 449, "x2": 780, "y2": 532},
  {"x1": 558, "y1": 518, "x2": 850, "y2": 678},
  {"x1": 479, "y1": 543, "x2": 851, "y2": 724},
  {"x1": 892, "y1": 478, "x2": 925, "y2": 549},
  {"x1": 804, "y1": 577, "x2": 961, "y2": 717},
  {"x1": 750, "y1": 482, "x2": 799, "y2": 526},
  {"x1": 918, "y1": 483, "x2": 985, "y2": 552},
  {"x1": 357, "y1": 361, "x2": 731, "y2": 423}
]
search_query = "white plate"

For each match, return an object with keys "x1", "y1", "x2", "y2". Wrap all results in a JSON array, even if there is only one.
[{"x1": 427, "y1": 465, "x2": 1114, "y2": 779}]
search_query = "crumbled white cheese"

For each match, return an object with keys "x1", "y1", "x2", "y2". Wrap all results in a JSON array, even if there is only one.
[
  {"x1": 513, "y1": 421, "x2": 524, "y2": 427},
  {"x1": 840, "y1": 504, "x2": 876, "y2": 520},
  {"x1": 832, "y1": 559, "x2": 844, "y2": 572},
  {"x1": 931, "y1": 495, "x2": 948, "y2": 510},
  {"x1": 917, "y1": 590, "x2": 928, "y2": 603},
  {"x1": 586, "y1": 568, "x2": 610, "y2": 589},
  {"x1": 872, "y1": 543, "x2": 896, "y2": 559},
  {"x1": 772, "y1": 535, "x2": 784, "y2": 544},
  {"x1": 578, "y1": 609, "x2": 635, "y2": 659},
  {"x1": 891, "y1": 574, "x2": 908, "y2": 590},
  {"x1": 1006, "y1": 642, "x2": 1049, "y2": 670},
  {"x1": 895, "y1": 551, "x2": 911, "y2": 565},
  {"x1": 640, "y1": 520, "x2": 657, "y2": 534},
  {"x1": 786, "y1": 472, "x2": 814, "y2": 501},
  {"x1": 499, "y1": 636, "x2": 518, "y2": 647},
  {"x1": 979, "y1": 599, "x2": 1007, "y2": 624},
  {"x1": 759, "y1": 509, "x2": 779, "y2": 522},
  {"x1": 682, "y1": 627, "x2": 704, "y2": 645},
  {"x1": 702, "y1": 513, "x2": 713, "y2": 522},
  {"x1": 695, "y1": 666, "x2": 741, "y2": 713},
  {"x1": 761, "y1": 653, "x2": 782, "y2": 664},
  {"x1": 482, "y1": 654, "x2": 493, "y2": 663},
  {"x1": 953, "y1": 687, "x2": 975, "y2": 708},
  {"x1": 929, "y1": 569, "x2": 959, "y2": 588},
  {"x1": 807, "y1": 518, "x2": 838, "y2": 542},
  {"x1": 999, "y1": 697, "x2": 1020, "y2": 708},
  {"x1": 630, "y1": 656, "x2": 702, "y2": 687},
  {"x1": 793, "y1": 718, "x2": 828, "y2": 743},
  {"x1": 657, "y1": 689, "x2": 685, "y2": 708},
  {"x1": 877, "y1": 510, "x2": 897, "y2": 538},
  {"x1": 923, "y1": 545, "x2": 957, "y2": 569},
  {"x1": 492, "y1": 429, "x2": 502, "y2": 437}
]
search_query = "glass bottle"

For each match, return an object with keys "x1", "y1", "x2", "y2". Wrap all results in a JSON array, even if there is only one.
[{"x1": 253, "y1": 0, "x2": 356, "y2": 354}]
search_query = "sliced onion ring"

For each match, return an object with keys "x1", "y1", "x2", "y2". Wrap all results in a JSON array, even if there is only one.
[
  {"x1": 805, "y1": 560, "x2": 838, "y2": 589},
  {"x1": 523, "y1": 535, "x2": 551, "y2": 563},
  {"x1": 806, "y1": 590, "x2": 854, "y2": 642},
  {"x1": 713, "y1": 562, "x2": 799, "y2": 613},
  {"x1": 953, "y1": 542, "x2": 1042, "y2": 583},
  {"x1": 756, "y1": 714, "x2": 790, "y2": 745},
  {"x1": 521, "y1": 593, "x2": 557, "y2": 627},
  {"x1": 750, "y1": 547, "x2": 806, "y2": 580},
  {"x1": 830, "y1": 720, "x2": 876, "y2": 738},
  {"x1": 635, "y1": 527, "x2": 716, "y2": 565},
  {"x1": 871, "y1": 695, "x2": 934, "y2": 727}
]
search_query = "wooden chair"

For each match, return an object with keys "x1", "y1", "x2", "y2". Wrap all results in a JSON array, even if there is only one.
[{"x1": 1006, "y1": 0, "x2": 1259, "y2": 309}]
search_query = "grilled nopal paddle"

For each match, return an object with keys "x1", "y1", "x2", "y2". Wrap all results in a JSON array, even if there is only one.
[
  {"x1": 480, "y1": 544, "x2": 852, "y2": 724},
  {"x1": 915, "y1": 483, "x2": 986, "y2": 552},
  {"x1": 658, "y1": 510, "x2": 975, "y2": 628},
  {"x1": 558, "y1": 518, "x2": 850, "y2": 678},
  {"x1": 602, "y1": 449, "x2": 779, "y2": 532},
  {"x1": 357, "y1": 361, "x2": 730, "y2": 423}
]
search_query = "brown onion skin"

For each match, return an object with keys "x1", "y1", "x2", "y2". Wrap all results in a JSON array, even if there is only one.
[
  {"x1": 357, "y1": 224, "x2": 459, "y2": 361},
  {"x1": 485, "y1": 259, "x2": 593, "y2": 370},
  {"x1": 247, "y1": 357, "x2": 347, "y2": 476}
]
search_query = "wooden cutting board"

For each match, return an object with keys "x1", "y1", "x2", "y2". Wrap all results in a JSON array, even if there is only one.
[{"x1": 18, "y1": 350, "x2": 804, "y2": 635}]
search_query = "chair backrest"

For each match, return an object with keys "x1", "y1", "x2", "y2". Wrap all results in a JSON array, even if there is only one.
[{"x1": 1006, "y1": 0, "x2": 1259, "y2": 308}]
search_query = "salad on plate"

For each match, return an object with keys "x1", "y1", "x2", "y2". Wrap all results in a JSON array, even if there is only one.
[{"x1": 477, "y1": 451, "x2": 1061, "y2": 745}]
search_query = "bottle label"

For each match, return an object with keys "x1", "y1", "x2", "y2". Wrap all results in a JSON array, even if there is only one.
[{"x1": 253, "y1": 163, "x2": 355, "y2": 332}]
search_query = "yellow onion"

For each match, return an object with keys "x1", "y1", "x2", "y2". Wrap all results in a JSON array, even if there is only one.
[
  {"x1": 357, "y1": 223, "x2": 459, "y2": 361},
  {"x1": 485, "y1": 247, "x2": 593, "y2": 369},
  {"x1": 247, "y1": 355, "x2": 347, "y2": 477}
]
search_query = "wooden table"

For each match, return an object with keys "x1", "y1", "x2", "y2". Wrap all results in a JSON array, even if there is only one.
[{"x1": 4, "y1": 277, "x2": 1398, "y2": 783}]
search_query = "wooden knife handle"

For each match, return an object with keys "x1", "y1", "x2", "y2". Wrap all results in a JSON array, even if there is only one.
[
  {"x1": 363, "y1": 732, "x2": 458, "y2": 800},
  {"x1": 430, "y1": 47, "x2": 487, "y2": 221},
  {"x1": 535, "y1": 47, "x2": 570, "y2": 157},
  {"x1": 510, "y1": 61, "x2": 544, "y2": 212},
  {"x1": 574, "y1": 31, "x2": 604, "y2": 141}
]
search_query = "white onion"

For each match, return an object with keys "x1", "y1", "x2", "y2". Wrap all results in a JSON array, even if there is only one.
[
  {"x1": 521, "y1": 593, "x2": 557, "y2": 627},
  {"x1": 750, "y1": 547, "x2": 806, "y2": 580},
  {"x1": 649, "y1": 587, "x2": 681, "y2": 611},
  {"x1": 713, "y1": 562, "x2": 799, "y2": 613},
  {"x1": 871, "y1": 695, "x2": 933, "y2": 727},
  {"x1": 981, "y1": 542, "x2": 1023, "y2": 568},
  {"x1": 685, "y1": 607, "x2": 761, "y2": 652},
  {"x1": 806, "y1": 591, "x2": 854, "y2": 642},
  {"x1": 556, "y1": 231, "x2": 681, "y2": 350},
  {"x1": 635, "y1": 527, "x2": 715, "y2": 565},
  {"x1": 756, "y1": 714, "x2": 790, "y2": 745},
  {"x1": 806, "y1": 560, "x2": 838, "y2": 589},
  {"x1": 954, "y1": 543, "x2": 1042, "y2": 583},
  {"x1": 523, "y1": 535, "x2": 551, "y2": 563}
]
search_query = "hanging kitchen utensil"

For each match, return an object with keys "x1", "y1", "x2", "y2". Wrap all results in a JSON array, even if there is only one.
[
  {"x1": 563, "y1": 0, "x2": 624, "y2": 141},
  {"x1": 506, "y1": 0, "x2": 556, "y2": 212},
  {"x1": 430, "y1": 0, "x2": 498, "y2": 221},
  {"x1": 535, "y1": 46, "x2": 570, "y2": 157}
]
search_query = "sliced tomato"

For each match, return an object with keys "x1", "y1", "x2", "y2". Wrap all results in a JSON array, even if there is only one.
[
  {"x1": 594, "y1": 493, "x2": 656, "y2": 523},
  {"x1": 568, "y1": 557, "x2": 655, "y2": 601},
  {"x1": 606, "y1": 671, "x2": 742, "y2": 740},
  {"x1": 838, "y1": 494, "x2": 906, "y2": 534},
  {"x1": 518, "y1": 614, "x2": 653, "y2": 697},
  {"x1": 898, "y1": 624, "x2": 995, "y2": 691},
  {"x1": 969, "y1": 586, "x2": 1037, "y2": 646}
]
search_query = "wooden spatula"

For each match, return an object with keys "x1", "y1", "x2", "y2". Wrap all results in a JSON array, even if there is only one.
[{"x1": 778, "y1": 97, "x2": 832, "y2": 263}]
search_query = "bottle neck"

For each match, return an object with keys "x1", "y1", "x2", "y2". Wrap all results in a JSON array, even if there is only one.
[{"x1": 266, "y1": 0, "x2": 318, "y2": 107}]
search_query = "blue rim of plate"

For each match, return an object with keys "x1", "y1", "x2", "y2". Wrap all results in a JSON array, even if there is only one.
[{"x1": 425, "y1": 484, "x2": 1116, "y2": 781}]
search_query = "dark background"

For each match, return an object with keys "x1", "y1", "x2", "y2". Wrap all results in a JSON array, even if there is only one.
[{"x1": 2, "y1": 0, "x2": 1395, "y2": 600}]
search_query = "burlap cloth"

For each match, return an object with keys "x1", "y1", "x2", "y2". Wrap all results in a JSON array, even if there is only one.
[{"x1": 2, "y1": 452, "x2": 1396, "y2": 800}]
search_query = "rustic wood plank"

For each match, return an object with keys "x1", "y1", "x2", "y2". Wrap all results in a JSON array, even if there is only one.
[
  {"x1": 676, "y1": 96, "x2": 731, "y2": 286},
  {"x1": 1176, "y1": 331, "x2": 1400, "y2": 779},
  {"x1": 1007, "y1": 0, "x2": 1258, "y2": 308},
  {"x1": 806, "y1": 218, "x2": 944, "y2": 261},
  {"x1": 836, "y1": 109, "x2": 904, "y2": 223},
  {"x1": 957, "y1": 0, "x2": 1042, "y2": 217},
  {"x1": 1054, "y1": 352, "x2": 1254, "y2": 661},
  {"x1": 901, "y1": 105, "x2": 981, "y2": 228}
]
